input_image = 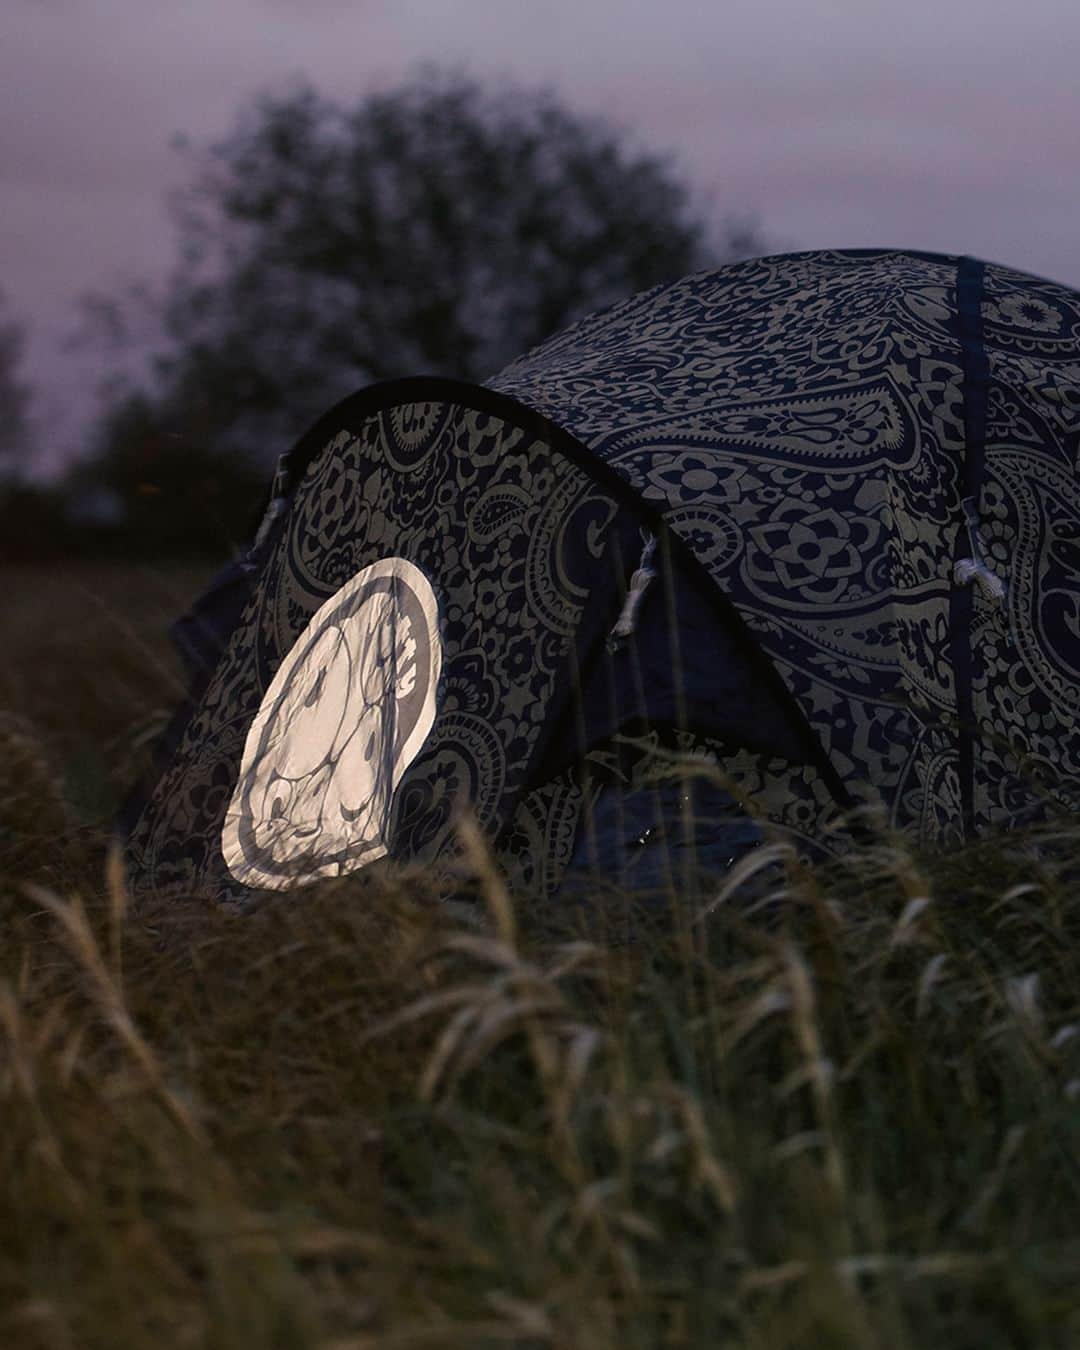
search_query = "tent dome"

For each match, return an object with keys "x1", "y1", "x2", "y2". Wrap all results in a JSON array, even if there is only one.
[{"x1": 123, "y1": 248, "x2": 1080, "y2": 902}]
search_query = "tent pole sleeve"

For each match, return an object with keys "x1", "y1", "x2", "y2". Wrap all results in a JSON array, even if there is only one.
[{"x1": 950, "y1": 256, "x2": 990, "y2": 840}]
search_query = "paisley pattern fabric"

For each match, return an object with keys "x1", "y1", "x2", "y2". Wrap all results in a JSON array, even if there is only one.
[
  {"x1": 973, "y1": 263, "x2": 1080, "y2": 826},
  {"x1": 126, "y1": 248, "x2": 1080, "y2": 904},
  {"x1": 125, "y1": 402, "x2": 626, "y2": 899},
  {"x1": 491, "y1": 249, "x2": 1080, "y2": 852}
]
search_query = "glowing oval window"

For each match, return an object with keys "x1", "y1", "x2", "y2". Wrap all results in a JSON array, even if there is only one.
[{"x1": 222, "y1": 557, "x2": 441, "y2": 889}]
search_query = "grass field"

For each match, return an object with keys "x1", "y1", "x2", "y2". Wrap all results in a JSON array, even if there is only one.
[{"x1": 2, "y1": 563, "x2": 1080, "y2": 1349}]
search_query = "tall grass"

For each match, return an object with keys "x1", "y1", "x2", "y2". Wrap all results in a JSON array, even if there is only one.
[{"x1": 2, "y1": 565, "x2": 1079, "y2": 1348}]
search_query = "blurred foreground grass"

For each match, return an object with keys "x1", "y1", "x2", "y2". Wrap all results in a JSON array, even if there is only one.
[{"x1": 1, "y1": 564, "x2": 1080, "y2": 1349}]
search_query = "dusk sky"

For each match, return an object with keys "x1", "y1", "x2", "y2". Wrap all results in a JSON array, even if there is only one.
[{"x1": 6, "y1": 0, "x2": 1080, "y2": 469}]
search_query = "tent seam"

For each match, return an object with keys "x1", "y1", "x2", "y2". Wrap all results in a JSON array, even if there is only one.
[{"x1": 951, "y1": 256, "x2": 990, "y2": 839}]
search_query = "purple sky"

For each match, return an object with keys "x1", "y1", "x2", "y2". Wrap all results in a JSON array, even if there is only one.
[{"x1": 6, "y1": 0, "x2": 1080, "y2": 470}]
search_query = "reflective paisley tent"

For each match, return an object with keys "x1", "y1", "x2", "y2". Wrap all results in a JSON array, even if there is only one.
[{"x1": 122, "y1": 249, "x2": 1080, "y2": 903}]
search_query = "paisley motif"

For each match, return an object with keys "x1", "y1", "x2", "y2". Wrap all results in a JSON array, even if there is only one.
[
  {"x1": 467, "y1": 485, "x2": 531, "y2": 545},
  {"x1": 621, "y1": 375, "x2": 918, "y2": 470}
]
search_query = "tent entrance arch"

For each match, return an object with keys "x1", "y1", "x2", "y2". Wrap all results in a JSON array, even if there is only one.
[{"x1": 124, "y1": 378, "x2": 825, "y2": 901}]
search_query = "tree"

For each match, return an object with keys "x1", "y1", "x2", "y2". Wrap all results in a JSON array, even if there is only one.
[
  {"x1": 88, "y1": 69, "x2": 766, "y2": 465},
  {"x1": 0, "y1": 295, "x2": 38, "y2": 562},
  {"x1": 0, "y1": 292, "x2": 30, "y2": 470},
  {"x1": 63, "y1": 389, "x2": 266, "y2": 558}
]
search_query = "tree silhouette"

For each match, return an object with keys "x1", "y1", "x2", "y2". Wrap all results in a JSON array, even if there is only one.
[
  {"x1": 0, "y1": 292, "x2": 30, "y2": 470},
  {"x1": 86, "y1": 69, "x2": 765, "y2": 468}
]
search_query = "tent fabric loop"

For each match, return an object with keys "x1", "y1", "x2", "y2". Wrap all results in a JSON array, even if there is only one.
[
  {"x1": 248, "y1": 496, "x2": 287, "y2": 562},
  {"x1": 955, "y1": 494, "x2": 1007, "y2": 604},
  {"x1": 607, "y1": 531, "x2": 657, "y2": 651},
  {"x1": 953, "y1": 557, "x2": 1007, "y2": 606},
  {"x1": 250, "y1": 454, "x2": 294, "y2": 555}
]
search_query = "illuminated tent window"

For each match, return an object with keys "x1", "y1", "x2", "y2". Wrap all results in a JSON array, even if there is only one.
[{"x1": 221, "y1": 558, "x2": 440, "y2": 889}]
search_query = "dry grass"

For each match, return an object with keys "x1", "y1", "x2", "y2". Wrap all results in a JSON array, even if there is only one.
[{"x1": 2, "y1": 564, "x2": 1079, "y2": 1348}]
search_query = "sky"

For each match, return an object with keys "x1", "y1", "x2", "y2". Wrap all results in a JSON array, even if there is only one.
[{"x1": 5, "y1": 0, "x2": 1080, "y2": 471}]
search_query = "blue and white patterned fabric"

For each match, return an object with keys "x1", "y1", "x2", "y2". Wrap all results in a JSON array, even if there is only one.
[
  {"x1": 122, "y1": 249, "x2": 1080, "y2": 903},
  {"x1": 491, "y1": 248, "x2": 1080, "y2": 863}
]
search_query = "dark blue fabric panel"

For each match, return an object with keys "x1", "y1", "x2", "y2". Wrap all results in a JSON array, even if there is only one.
[
  {"x1": 170, "y1": 559, "x2": 256, "y2": 683},
  {"x1": 537, "y1": 537, "x2": 812, "y2": 780},
  {"x1": 116, "y1": 560, "x2": 257, "y2": 840},
  {"x1": 559, "y1": 775, "x2": 766, "y2": 904}
]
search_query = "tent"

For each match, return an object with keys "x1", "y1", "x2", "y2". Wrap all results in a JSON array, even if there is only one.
[{"x1": 122, "y1": 248, "x2": 1080, "y2": 903}]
